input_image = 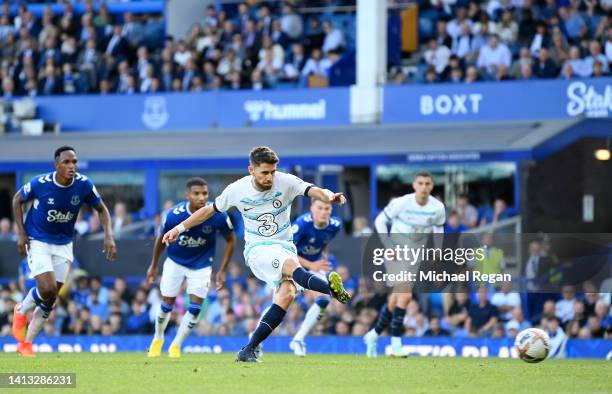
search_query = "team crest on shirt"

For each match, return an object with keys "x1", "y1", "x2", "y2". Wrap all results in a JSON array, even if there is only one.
[
  {"x1": 47, "y1": 198, "x2": 55, "y2": 205},
  {"x1": 70, "y1": 195, "x2": 80, "y2": 206},
  {"x1": 272, "y1": 199, "x2": 282, "y2": 209},
  {"x1": 271, "y1": 259, "x2": 280, "y2": 268},
  {"x1": 202, "y1": 225, "x2": 213, "y2": 234}
]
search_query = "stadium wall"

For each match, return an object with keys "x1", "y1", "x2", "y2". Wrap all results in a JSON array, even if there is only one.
[
  {"x1": 25, "y1": 78, "x2": 611, "y2": 132},
  {"x1": 0, "y1": 336, "x2": 610, "y2": 359}
]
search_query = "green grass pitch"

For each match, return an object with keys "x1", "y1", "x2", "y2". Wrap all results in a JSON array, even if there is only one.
[{"x1": 0, "y1": 353, "x2": 609, "y2": 394}]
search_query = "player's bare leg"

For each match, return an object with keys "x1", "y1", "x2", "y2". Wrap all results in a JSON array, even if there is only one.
[
  {"x1": 169, "y1": 294, "x2": 204, "y2": 358},
  {"x1": 148, "y1": 295, "x2": 176, "y2": 358}
]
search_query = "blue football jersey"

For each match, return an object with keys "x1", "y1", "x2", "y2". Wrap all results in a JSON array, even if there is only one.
[
  {"x1": 292, "y1": 213, "x2": 343, "y2": 262},
  {"x1": 19, "y1": 172, "x2": 102, "y2": 245},
  {"x1": 162, "y1": 201, "x2": 233, "y2": 269}
]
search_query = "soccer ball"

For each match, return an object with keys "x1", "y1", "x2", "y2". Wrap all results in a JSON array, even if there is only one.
[{"x1": 514, "y1": 328, "x2": 551, "y2": 363}]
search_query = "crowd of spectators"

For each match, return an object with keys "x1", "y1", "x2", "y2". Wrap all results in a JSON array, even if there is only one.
[
  {"x1": 0, "y1": 0, "x2": 355, "y2": 98},
  {"x1": 1, "y1": 0, "x2": 608, "y2": 98},
  {"x1": 394, "y1": 0, "x2": 612, "y2": 83}
]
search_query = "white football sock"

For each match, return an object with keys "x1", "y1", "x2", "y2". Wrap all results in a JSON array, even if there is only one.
[
  {"x1": 17, "y1": 288, "x2": 39, "y2": 314},
  {"x1": 25, "y1": 306, "x2": 49, "y2": 343},
  {"x1": 391, "y1": 336, "x2": 402, "y2": 349},
  {"x1": 293, "y1": 303, "x2": 323, "y2": 342},
  {"x1": 154, "y1": 309, "x2": 170, "y2": 341},
  {"x1": 171, "y1": 312, "x2": 198, "y2": 347}
]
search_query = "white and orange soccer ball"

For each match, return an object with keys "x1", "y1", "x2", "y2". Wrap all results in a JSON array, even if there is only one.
[{"x1": 514, "y1": 328, "x2": 551, "y2": 363}]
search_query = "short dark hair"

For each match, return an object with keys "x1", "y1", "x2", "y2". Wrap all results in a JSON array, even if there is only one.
[
  {"x1": 54, "y1": 146, "x2": 75, "y2": 160},
  {"x1": 414, "y1": 170, "x2": 433, "y2": 180},
  {"x1": 249, "y1": 146, "x2": 279, "y2": 167},
  {"x1": 186, "y1": 177, "x2": 207, "y2": 189}
]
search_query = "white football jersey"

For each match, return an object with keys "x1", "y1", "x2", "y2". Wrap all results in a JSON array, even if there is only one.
[
  {"x1": 383, "y1": 193, "x2": 445, "y2": 244},
  {"x1": 214, "y1": 171, "x2": 312, "y2": 253}
]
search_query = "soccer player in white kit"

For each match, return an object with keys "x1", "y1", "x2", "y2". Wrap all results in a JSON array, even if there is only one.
[
  {"x1": 363, "y1": 171, "x2": 445, "y2": 357},
  {"x1": 162, "y1": 146, "x2": 351, "y2": 362}
]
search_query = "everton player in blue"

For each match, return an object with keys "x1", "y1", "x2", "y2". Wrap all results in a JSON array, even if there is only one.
[
  {"x1": 146, "y1": 177, "x2": 235, "y2": 358},
  {"x1": 289, "y1": 198, "x2": 343, "y2": 356},
  {"x1": 12, "y1": 146, "x2": 116, "y2": 357}
]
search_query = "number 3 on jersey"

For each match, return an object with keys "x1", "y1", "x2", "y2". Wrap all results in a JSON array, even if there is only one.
[{"x1": 256, "y1": 213, "x2": 278, "y2": 236}]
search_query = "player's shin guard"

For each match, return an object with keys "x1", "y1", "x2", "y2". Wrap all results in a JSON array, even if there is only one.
[
  {"x1": 154, "y1": 302, "x2": 173, "y2": 340},
  {"x1": 293, "y1": 296, "x2": 329, "y2": 342},
  {"x1": 24, "y1": 304, "x2": 52, "y2": 343},
  {"x1": 374, "y1": 304, "x2": 393, "y2": 335},
  {"x1": 246, "y1": 304, "x2": 286, "y2": 350},
  {"x1": 171, "y1": 303, "x2": 201, "y2": 347},
  {"x1": 291, "y1": 267, "x2": 330, "y2": 294}
]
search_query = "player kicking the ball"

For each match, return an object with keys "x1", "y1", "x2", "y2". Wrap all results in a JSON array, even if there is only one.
[
  {"x1": 146, "y1": 177, "x2": 235, "y2": 358},
  {"x1": 12, "y1": 146, "x2": 116, "y2": 357},
  {"x1": 162, "y1": 146, "x2": 351, "y2": 363},
  {"x1": 289, "y1": 198, "x2": 343, "y2": 356},
  {"x1": 363, "y1": 171, "x2": 445, "y2": 357}
]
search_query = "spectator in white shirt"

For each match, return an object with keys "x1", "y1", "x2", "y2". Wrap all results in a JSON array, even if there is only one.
[
  {"x1": 555, "y1": 286, "x2": 577, "y2": 324},
  {"x1": 496, "y1": 9, "x2": 518, "y2": 45},
  {"x1": 280, "y1": 3, "x2": 303, "y2": 40},
  {"x1": 257, "y1": 48, "x2": 283, "y2": 85},
  {"x1": 491, "y1": 281, "x2": 521, "y2": 321},
  {"x1": 217, "y1": 49, "x2": 242, "y2": 80},
  {"x1": 173, "y1": 40, "x2": 192, "y2": 67},
  {"x1": 584, "y1": 40, "x2": 610, "y2": 76},
  {"x1": 563, "y1": 46, "x2": 590, "y2": 77},
  {"x1": 258, "y1": 35, "x2": 284, "y2": 66},
  {"x1": 301, "y1": 48, "x2": 332, "y2": 79},
  {"x1": 322, "y1": 20, "x2": 345, "y2": 53},
  {"x1": 447, "y1": 6, "x2": 472, "y2": 40},
  {"x1": 505, "y1": 307, "x2": 531, "y2": 336},
  {"x1": 477, "y1": 34, "x2": 512, "y2": 75},
  {"x1": 452, "y1": 22, "x2": 474, "y2": 60},
  {"x1": 424, "y1": 38, "x2": 451, "y2": 75}
]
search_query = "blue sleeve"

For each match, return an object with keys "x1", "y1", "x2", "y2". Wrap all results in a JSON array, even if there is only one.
[
  {"x1": 333, "y1": 216, "x2": 343, "y2": 236},
  {"x1": 18, "y1": 177, "x2": 38, "y2": 202},
  {"x1": 83, "y1": 178, "x2": 102, "y2": 207},
  {"x1": 216, "y1": 212, "x2": 234, "y2": 237},
  {"x1": 161, "y1": 211, "x2": 174, "y2": 234}
]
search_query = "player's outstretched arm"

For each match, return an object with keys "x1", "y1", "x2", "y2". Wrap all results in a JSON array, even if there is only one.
[
  {"x1": 306, "y1": 186, "x2": 346, "y2": 205},
  {"x1": 94, "y1": 202, "x2": 117, "y2": 261},
  {"x1": 146, "y1": 233, "x2": 166, "y2": 284},
  {"x1": 162, "y1": 204, "x2": 215, "y2": 246},
  {"x1": 215, "y1": 232, "x2": 236, "y2": 291},
  {"x1": 12, "y1": 192, "x2": 28, "y2": 256}
]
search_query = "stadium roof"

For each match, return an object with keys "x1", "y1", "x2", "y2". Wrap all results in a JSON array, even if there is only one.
[{"x1": 0, "y1": 118, "x2": 597, "y2": 162}]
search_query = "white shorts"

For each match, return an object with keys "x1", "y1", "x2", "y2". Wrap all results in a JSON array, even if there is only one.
[
  {"x1": 159, "y1": 258, "x2": 212, "y2": 299},
  {"x1": 245, "y1": 243, "x2": 303, "y2": 292},
  {"x1": 27, "y1": 240, "x2": 73, "y2": 283}
]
